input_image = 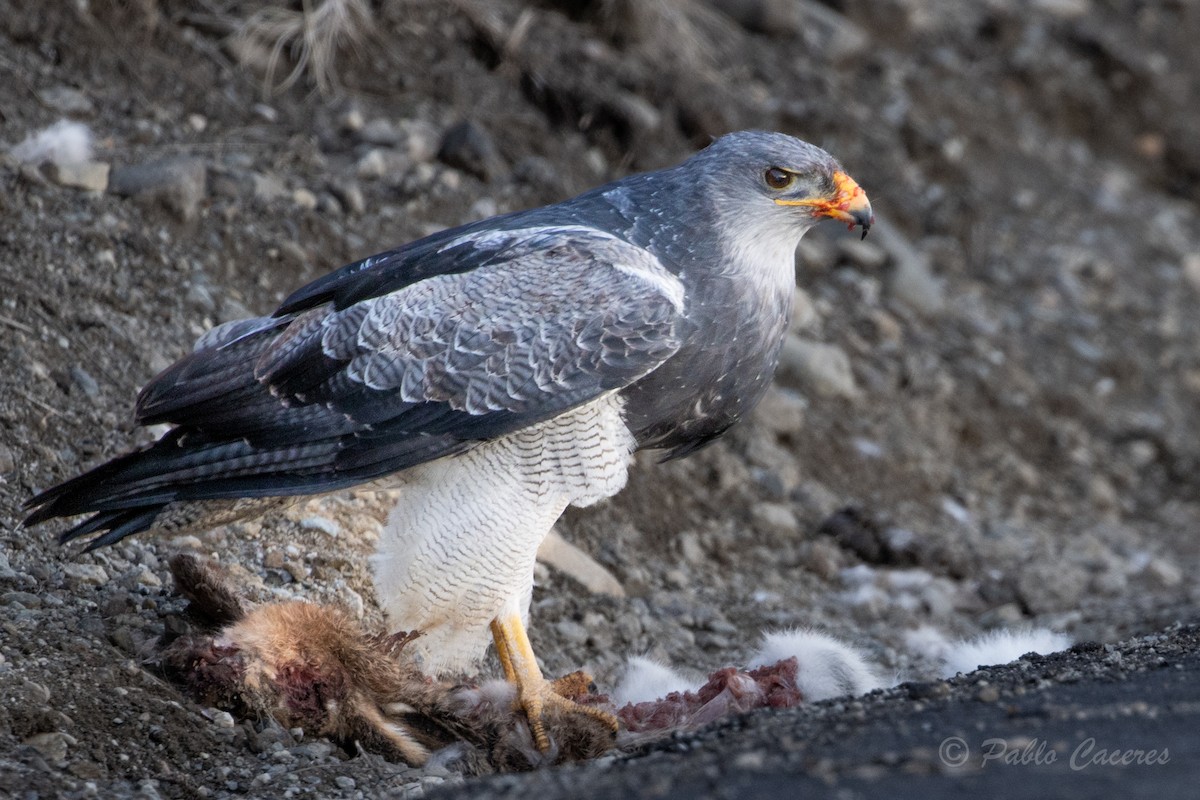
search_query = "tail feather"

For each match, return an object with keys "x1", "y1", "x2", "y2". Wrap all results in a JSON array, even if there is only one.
[
  {"x1": 68, "y1": 508, "x2": 164, "y2": 551},
  {"x1": 56, "y1": 498, "x2": 292, "y2": 551},
  {"x1": 25, "y1": 432, "x2": 342, "y2": 523},
  {"x1": 24, "y1": 419, "x2": 470, "y2": 551}
]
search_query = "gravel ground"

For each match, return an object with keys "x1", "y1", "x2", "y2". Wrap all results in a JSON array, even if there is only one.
[
  {"x1": 437, "y1": 624, "x2": 1200, "y2": 800},
  {"x1": 1, "y1": 0, "x2": 1198, "y2": 797}
]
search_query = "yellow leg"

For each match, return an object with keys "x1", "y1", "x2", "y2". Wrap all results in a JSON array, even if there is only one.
[
  {"x1": 491, "y1": 620, "x2": 518, "y2": 683},
  {"x1": 489, "y1": 612, "x2": 619, "y2": 751}
]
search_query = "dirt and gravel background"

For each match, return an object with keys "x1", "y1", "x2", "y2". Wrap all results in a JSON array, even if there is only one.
[{"x1": 1, "y1": 0, "x2": 1198, "y2": 797}]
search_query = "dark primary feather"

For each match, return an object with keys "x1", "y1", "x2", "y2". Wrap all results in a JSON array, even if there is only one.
[{"x1": 25, "y1": 226, "x2": 683, "y2": 547}]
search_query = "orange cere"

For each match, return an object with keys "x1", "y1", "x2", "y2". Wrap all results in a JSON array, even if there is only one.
[{"x1": 775, "y1": 170, "x2": 873, "y2": 235}]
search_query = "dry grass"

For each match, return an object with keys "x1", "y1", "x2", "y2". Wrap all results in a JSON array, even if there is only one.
[{"x1": 226, "y1": 0, "x2": 374, "y2": 95}]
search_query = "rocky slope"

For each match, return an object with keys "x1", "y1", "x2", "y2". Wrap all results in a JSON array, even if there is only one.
[{"x1": 1, "y1": 1, "x2": 1198, "y2": 797}]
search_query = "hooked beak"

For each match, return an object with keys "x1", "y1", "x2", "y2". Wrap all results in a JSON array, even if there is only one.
[{"x1": 775, "y1": 170, "x2": 874, "y2": 239}]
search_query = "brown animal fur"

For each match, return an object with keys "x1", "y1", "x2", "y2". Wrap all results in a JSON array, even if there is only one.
[{"x1": 159, "y1": 555, "x2": 615, "y2": 772}]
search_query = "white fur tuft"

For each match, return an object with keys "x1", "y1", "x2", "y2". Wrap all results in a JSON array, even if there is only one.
[
  {"x1": 10, "y1": 119, "x2": 94, "y2": 166},
  {"x1": 748, "y1": 629, "x2": 882, "y2": 701},
  {"x1": 903, "y1": 625, "x2": 954, "y2": 665},
  {"x1": 612, "y1": 656, "x2": 702, "y2": 706},
  {"x1": 940, "y1": 628, "x2": 1071, "y2": 678}
]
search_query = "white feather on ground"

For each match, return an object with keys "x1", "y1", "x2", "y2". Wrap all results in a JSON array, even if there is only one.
[
  {"x1": 747, "y1": 629, "x2": 883, "y2": 701},
  {"x1": 9, "y1": 119, "x2": 93, "y2": 166},
  {"x1": 613, "y1": 624, "x2": 1071, "y2": 720},
  {"x1": 902, "y1": 624, "x2": 956, "y2": 667},
  {"x1": 939, "y1": 628, "x2": 1072, "y2": 678},
  {"x1": 611, "y1": 656, "x2": 704, "y2": 706}
]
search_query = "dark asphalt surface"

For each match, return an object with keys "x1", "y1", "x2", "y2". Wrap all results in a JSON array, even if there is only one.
[{"x1": 433, "y1": 624, "x2": 1199, "y2": 799}]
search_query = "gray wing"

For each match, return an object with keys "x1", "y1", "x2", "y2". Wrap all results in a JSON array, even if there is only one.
[
  {"x1": 132, "y1": 225, "x2": 685, "y2": 486},
  {"x1": 27, "y1": 225, "x2": 686, "y2": 546}
]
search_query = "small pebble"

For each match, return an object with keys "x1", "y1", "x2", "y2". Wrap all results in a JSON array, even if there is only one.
[
  {"x1": 70, "y1": 365, "x2": 100, "y2": 398},
  {"x1": 437, "y1": 120, "x2": 504, "y2": 182},
  {"x1": 38, "y1": 85, "x2": 95, "y2": 115},
  {"x1": 24, "y1": 731, "x2": 76, "y2": 764},
  {"x1": 300, "y1": 516, "x2": 340, "y2": 537},
  {"x1": 46, "y1": 161, "x2": 110, "y2": 193},
  {"x1": 777, "y1": 336, "x2": 860, "y2": 400},
  {"x1": 63, "y1": 563, "x2": 109, "y2": 585},
  {"x1": 209, "y1": 710, "x2": 235, "y2": 728},
  {"x1": 108, "y1": 157, "x2": 207, "y2": 221},
  {"x1": 292, "y1": 188, "x2": 318, "y2": 209}
]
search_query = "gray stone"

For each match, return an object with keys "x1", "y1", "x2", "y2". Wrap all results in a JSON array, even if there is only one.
[
  {"x1": 0, "y1": 552, "x2": 17, "y2": 580},
  {"x1": 38, "y1": 85, "x2": 95, "y2": 115},
  {"x1": 677, "y1": 532, "x2": 707, "y2": 566},
  {"x1": 537, "y1": 529, "x2": 625, "y2": 597},
  {"x1": 300, "y1": 516, "x2": 340, "y2": 537},
  {"x1": 63, "y1": 563, "x2": 109, "y2": 585},
  {"x1": 1142, "y1": 558, "x2": 1182, "y2": 588},
  {"x1": 872, "y1": 218, "x2": 944, "y2": 314},
  {"x1": 838, "y1": 238, "x2": 888, "y2": 269},
  {"x1": 359, "y1": 118, "x2": 402, "y2": 146},
  {"x1": 293, "y1": 740, "x2": 336, "y2": 759},
  {"x1": 69, "y1": 365, "x2": 100, "y2": 398},
  {"x1": 251, "y1": 172, "x2": 288, "y2": 202},
  {"x1": 611, "y1": 92, "x2": 662, "y2": 133},
  {"x1": 777, "y1": 335, "x2": 860, "y2": 399},
  {"x1": 45, "y1": 160, "x2": 109, "y2": 192},
  {"x1": 438, "y1": 120, "x2": 504, "y2": 182},
  {"x1": 2, "y1": 591, "x2": 43, "y2": 608},
  {"x1": 336, "y1": 585, "x2": 365, "y2": 618},
  {"x1": 356, "y1": 147, "x2": 411, "y2": 181},
  {"x1": 751, "y1": 502, "x2": 800, "y2": 538},
  {"x1": 1182, "y1": 253, "x2": 1200, "y2": 293},
  {"x1": 555, "y1": 619, "x2": 589, "y2": 645},
  {"x1": 218, "y1": 297, "x2": 255, "y2": 325},
  {"x1": 24, "y1": 731, "x2": 76, "y2": 765},
  {"x1": 340, "y1": 107, "x2": 365, "y2": 132},
  {"x1": 292, "y1": 187, "x2": 318, "y2": 209},
  {"x1": 752, "y1": 386, "x2": 806, "y2": 434},
  {"x1": 109, "y1": 157, "x2": 207, "y2": 221},
  {"x1": 790, "y1": 286, "x2": 819, "y2": 331},
  {"x1": 797, "y1": 235, "x2": 837, "y2": 271},
  {"x1": 185, "y1": 281, "x2": 216, "y2": 312},
  {"x1": 208, "y1": 709, "x2": 236, "y2": 728},
  {"x1": 131, "y1": 568, "x2": 162, "y2": 589},
  {"x1": 1033, "y1": 0, "x2": 1090, "y2": 17},
  {"x1": 402, "y1": 120, "x2": 441, "y2": 163},
  {"x1": 329, "y1": 180, "x2": 366, "y2": 215}
]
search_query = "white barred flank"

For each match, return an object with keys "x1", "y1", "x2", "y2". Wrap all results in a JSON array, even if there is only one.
[{"x1": 372, "y1": 394, "x2": 635, "y2": 674}]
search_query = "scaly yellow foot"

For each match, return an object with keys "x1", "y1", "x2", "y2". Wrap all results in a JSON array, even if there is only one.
[{"x1": 490, "y1": 613, "x2": 619, "y2": 751}]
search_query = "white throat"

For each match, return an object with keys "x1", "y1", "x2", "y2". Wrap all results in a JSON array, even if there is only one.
[{"x1": 719, "y1": 213, "x2": 812, "y2": 304}]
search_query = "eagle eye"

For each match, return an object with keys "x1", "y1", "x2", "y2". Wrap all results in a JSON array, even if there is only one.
[{"x1": 764, "y1": 167, "x2": 795, "y2": 190}]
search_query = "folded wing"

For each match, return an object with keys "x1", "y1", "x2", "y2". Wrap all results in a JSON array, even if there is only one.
[{"x1": 25, "y1": 225, "x2": 685, "y2": 546}]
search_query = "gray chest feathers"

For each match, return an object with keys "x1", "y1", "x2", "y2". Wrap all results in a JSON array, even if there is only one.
[{"x1": 621, "y1": 268, "x2": 794, "y2": 458}]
